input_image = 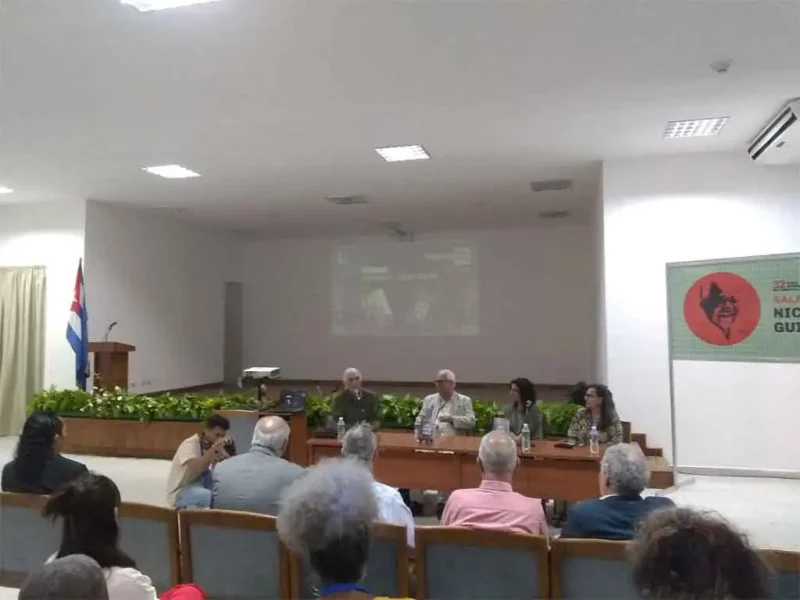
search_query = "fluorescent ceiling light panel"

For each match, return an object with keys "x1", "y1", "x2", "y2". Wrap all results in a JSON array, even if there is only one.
[
  {"x1": 375, "y1": 145, "x2": 430, "y2": 162},
  {"x1": 143, "y1": 164, "x2": 201, "y2": 179},
  {"x1": 121, "y1": 0, "x2": 223, "y2": 12},
  {"x1": 0, "y1": 187, "x2": 13, "y2": 194},
  {"x1": 663, "y1": 117, "x2": 730, "y2": 139}
]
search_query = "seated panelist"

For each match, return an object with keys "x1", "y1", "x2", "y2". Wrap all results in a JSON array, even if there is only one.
[
  {"x1": 419, "y1": 369, "x2": 475, "y2": 436},
  {"x1": 567, "y1": 383, "x2": 623, "y2": 446},
  {"x1": 505, "y1": 377, "x2": 543, "y2": 441},
  {"x1": 330, "y1": 367, "x2": 381, "y2": 429}
]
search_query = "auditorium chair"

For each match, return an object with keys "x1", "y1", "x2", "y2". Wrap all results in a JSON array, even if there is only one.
[
  {"x1": 761, "y1": 549, "x2": 800, "y2": 599},
  {"x1": 290, "y1": 522, "x2": 410, "y2": 599},
  {"x1": 178, "y1": 509, "x2": 290, "y2": 599},
  {"x1": 414, "y1": 527, "x2": 549, "y2": 600},
  {"x1": 0, "y1": 492, "x2": 60, "y2": 587},
  {"x1": 550, "y1": 538, "x2": 637, "y2": 599},
  {"x1": 118, "y1": 502, "x2": 180, "y2": 592}
]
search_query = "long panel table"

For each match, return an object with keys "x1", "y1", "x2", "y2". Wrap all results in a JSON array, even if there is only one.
[{"x1": 308, "y1": 432, "x2": 605, "y2": 502}]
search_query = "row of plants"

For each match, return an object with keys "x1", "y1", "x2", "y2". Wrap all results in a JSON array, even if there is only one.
[{"x1": 30, "y1": 387, "x2": 580, "y2": 436}]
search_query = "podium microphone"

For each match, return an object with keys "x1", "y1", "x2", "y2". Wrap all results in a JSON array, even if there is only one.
[{"x1": 104, "y1": 321, "x2": 118, "y2": 342}]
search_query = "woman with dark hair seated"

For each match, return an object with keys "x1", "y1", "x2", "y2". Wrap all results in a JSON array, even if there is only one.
[
  {"x1": 43, "y1": 472, "x2": 158, "y2": 600},
  {"x1": 505, "y1": 378, "x2": 543, "y2": 440},
  {"x1": 630, "y1": 507, "x2": 770, "y2": 599},
  {"x1": 566, "y1": 384, "x2": 623, "y2": 446},
  {"x1": 277, "y1": 459, "x2": 410, "y2": 600},
  {"x1": 2, "y1": 411, "x2": 87, "y2": 494}
]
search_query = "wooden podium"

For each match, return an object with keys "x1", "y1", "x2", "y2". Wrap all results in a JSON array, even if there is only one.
[{"x1": 88, "y1": 342, "x2": 135, "y2": 390}]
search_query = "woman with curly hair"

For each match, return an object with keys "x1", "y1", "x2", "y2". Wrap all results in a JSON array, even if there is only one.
[{"x1": 630, "y1": 507, "x2": 770, "y2": 599}]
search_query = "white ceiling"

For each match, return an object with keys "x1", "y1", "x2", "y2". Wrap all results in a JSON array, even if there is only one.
[{"x1": 2, "y1": 0, "x2": 800, "y2": 236}]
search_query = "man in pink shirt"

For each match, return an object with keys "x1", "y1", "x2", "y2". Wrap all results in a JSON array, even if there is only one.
[{"x1": 441, "y1": 430, "x2": 548, "y2": 536}]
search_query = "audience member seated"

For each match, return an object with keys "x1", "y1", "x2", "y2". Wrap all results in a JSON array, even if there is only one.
[
  {"x1": 278, "y1": 458, "x2": 410, "y2": 600},
  {"x1": 440, "y1": 430, "x2": 547, "y2": 536},
  {"x1": 2, "y1": 411, "x2": 87, "y2": 494},
  {"x1": 505, "y1": 377, "x2": 543, "y2": 440},
  {"x1": 630, "y1": 507, "x2": 770, "y2": 599},
  {"x1": 43, "y1": 473, "x2": 158, "y2": 600},
  {"x1": 566, "y1": 383, "x2": 623, "y2": 446},
  {"x1": 560, "y1": 443, "x2": 673, "y2": 540},
  {"x1": 211, "y1": 415, "x2": 304, "y2": 515},
  {"x1": 166, "y1": 414, "x2": 231, "y2": 509},
  {"x1": 20, "y1": 554, "x2": 109, "y2": 600},
  {"x1": 341, "y1": 423, "x2": 415, "y2": 548},
  {"x1": 330, "y1": 367, "x2": 381, "y2": 430}
]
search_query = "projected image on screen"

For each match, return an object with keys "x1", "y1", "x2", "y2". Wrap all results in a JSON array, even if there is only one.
[{"x1": 332, "y1": 242, "x2": 478, "y2": 336}]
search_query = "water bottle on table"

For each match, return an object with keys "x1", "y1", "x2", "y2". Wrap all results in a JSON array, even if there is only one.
[
  {"x1": 337, "y1": 417, "x2": 346, "y2": 441},
  {"x1": 520, "y1": 423, "x2": 531, "y2": 453},
  {"x1": 589, "y1": 423, "x2": 599, "y2": 455}
]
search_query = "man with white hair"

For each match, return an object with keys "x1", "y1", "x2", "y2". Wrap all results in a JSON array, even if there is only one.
[
  {"x1": 419, "y1": 369, "x2": 476, "y2": 517},
  {"x1": 19, "y1": 555, "x2": 108, "y2": 600},
  {"x1": 341, "y1": 423, "x2": 415, "y2": 548},
  {"x1": 330, "y1": 367, "x2": 381, "y2": 430},
  {"x1": 212, "y1": 415, "x2": 304, "y2": 515},
  {"x1": 441, "y1": 430, "x2": 547, "y2": 535},
  {"x1": 560, "y1": 443, "x2": 674, "y2": 540}
]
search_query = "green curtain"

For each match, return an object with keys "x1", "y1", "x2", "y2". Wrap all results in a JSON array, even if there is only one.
[{"x1": 0, "y1": 267, "x2": 46, "y2": 435}]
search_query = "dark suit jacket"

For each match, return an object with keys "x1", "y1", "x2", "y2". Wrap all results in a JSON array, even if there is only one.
[
  {"x1": 330, "y1": 388, "x2": 381, "y2": 429},
  {"x1": 560, "y1": 494, "x2": 674, "y2": 541},
  {"x1": 1, "y1": 454, "x2": 88, "y2": 495}
]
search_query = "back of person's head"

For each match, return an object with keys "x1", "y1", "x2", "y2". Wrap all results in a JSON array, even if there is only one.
[
  {"x1": 14, "y1": 411, "x2": 63, "y2": 482},
  {"x1": 43, "y1": 472, "x2": 136, "y2": 570},
  {"x1": 478, "y1": 430, "x2": 518, "y2": 479},
  {"x1": 341, "y1": 423, "x2": 377, "y2": 466},
  {"x1": 250, "y1": 415, "x2": 290, "y2": 456},
  {"x1": 510, "y1": 377, "x2": 537, "y2": 405},
  {"x1": 630, "y1": 507, "x2": 770, "y2": 599},
  {"x1": 277, "y1": 458, "x2": 377, "y2": 587},
  {"x1": 20, "y1": 554, "x2": 108, "y2": 600},
  {"x1": 600, "y1": 443, "x2": 649, "y2": 496},
  {"x1": 568, "y1": 381, "x2": 588, "y2": 406}
]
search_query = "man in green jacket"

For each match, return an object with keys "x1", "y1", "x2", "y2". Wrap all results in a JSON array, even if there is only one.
[{"x1": 330, "y1": 367, "x2": 381, "y2": 430}]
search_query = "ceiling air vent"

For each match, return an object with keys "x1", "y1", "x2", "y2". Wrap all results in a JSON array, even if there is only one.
[
  {"x1": 539, "y1": 210, "x2": 571, "y2": 220},
  {"x1": 530, "y1": 179, "x2": 573, "y2": 193},
  {"x1": 326, "y1": 195, "x2": 367, "y2": 205}
]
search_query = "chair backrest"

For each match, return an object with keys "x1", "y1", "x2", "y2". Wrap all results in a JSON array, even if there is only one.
[
  {"x1": 215, "y1": 410, "x2": 260, "y2": 455},
  {"x1": 761, "y1": 549, "x2": 800, "y2": 600},
  {"x1": 178, "y1": 508, "x2": 289, "y2": 600},
  {"x1": 550, "y1": 538, "x2": 637, "y2": 599},
  {"x1": 290, "y1": 522, "x2": 410, "y2": 599},
  {"x1": 415, "y1": 526, "x2": 548, "y2": 600},
  {"x1": 118, "y1": 501, "x2": 179, "y2": 592},
  {"x1": 0, "y1": 492, "x2": 60, "y2": 587}
]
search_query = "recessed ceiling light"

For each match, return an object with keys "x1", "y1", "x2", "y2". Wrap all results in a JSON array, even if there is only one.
[
  {"x1": 0, "y1": 187, "x2": 13, "y2": 194},
  {"x1": 375, "y1": 145, "x2": 430, "y2": 162},
  {"x1": 121, "y1": 0, "x2": 223, "y2": 12},
  {"x1": 663, "y1": 117, "x2": 730, "y2": 139},
  {"x1": 143, "y1": 165, "x2": 201, "y2": 179}
]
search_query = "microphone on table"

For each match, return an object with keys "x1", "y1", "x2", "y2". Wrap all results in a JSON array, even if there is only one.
[{"x1": 104, "y1": 321, "x2": 118, "y2": 342}]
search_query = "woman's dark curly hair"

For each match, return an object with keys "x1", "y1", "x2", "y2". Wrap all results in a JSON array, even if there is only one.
[
  {"x1": 630, "y1": 507, "x2": 770, "y2": 599},
  {"x1": 14, "y1": 411, "x2": 63, "y2": 483}
]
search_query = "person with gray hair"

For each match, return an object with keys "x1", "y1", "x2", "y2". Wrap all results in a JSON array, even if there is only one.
[
  {"x1": 440, "y1": 430, "x2": 547, "y2": 535},
  {"x1": 341, "y1": 423, "x2": 415, "y2": 548},
  {"x1": 329, "y1": 367, "x2": 381, "y2": 431},
  {"x1": 560, "y1": 443, "x2": 674, "y2": 540},
  {"x1": 212, "y1": 415, "x2": 304, "y2": 515},
  {"x1": 277, "y1": 459, "x2": 393, "y2": 599},
  {"x1": 20, "y1": 555, "x2": 109, "y2": 600}
]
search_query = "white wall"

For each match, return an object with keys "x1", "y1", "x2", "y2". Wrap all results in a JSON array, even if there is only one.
[
  {"x1": 239, "y1": 225, "x2": 596, "y2": 384},
  {"x1": 0, "y1": 201, "x2": 87, "y2": 389},
  {"x1": 603, "y1": 152, "x2": 800, "y2": 472},
  {"x1": 84, "y1": 201, "x2": 233, "y2": 393}
]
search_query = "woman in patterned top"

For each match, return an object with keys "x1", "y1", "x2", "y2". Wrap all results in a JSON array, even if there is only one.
[{"x1": 567, "y1": 384, "x2": 623, "y2": 446}]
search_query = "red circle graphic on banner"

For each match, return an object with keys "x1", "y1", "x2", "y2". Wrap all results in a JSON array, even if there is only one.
[{"x1": 683, "y1": 272, "x2": 761, "y2": 346}]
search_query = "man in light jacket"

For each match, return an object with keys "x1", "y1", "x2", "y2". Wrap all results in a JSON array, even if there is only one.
[{"x1": 419, "y1": 369, "x2": 476, "y2": 436}]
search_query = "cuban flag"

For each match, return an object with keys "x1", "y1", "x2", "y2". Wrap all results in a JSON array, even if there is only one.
[{"x1": 67, "y1": 260, "x2": 89, "y2": 390}]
